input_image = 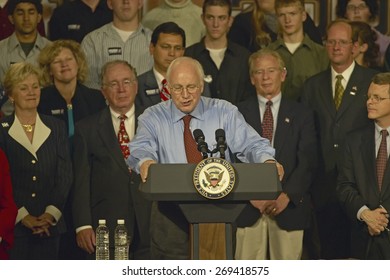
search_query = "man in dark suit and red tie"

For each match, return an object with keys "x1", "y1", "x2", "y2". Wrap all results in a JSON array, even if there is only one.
[
  {"x1": 337, "y1": 73, "x2": 390, "y2": 260},
  {"x1": 72, "y1": 60, "x2": 151, "y2": 259},
  {"x1": 235, "y1": 49, "x2": 317, "y2": 260},
  {"x1": 301, "y1": 19, "x2": 379, "y2": 259}
]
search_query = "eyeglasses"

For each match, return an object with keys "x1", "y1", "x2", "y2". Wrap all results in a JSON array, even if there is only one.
[
  {"x1": 325, "y1": 39, "x2": 353, "y2": 48},
  {"x1": 169, "y1": 84, "x2": 199, "y2": 95},
  {"x1": 346, "y1": 3, "x2": 368, "y2": 12},
  {"x1": 104, "y1": 79, "x2": 137, "y2": 90},
  {"x1": 367, "y1": 94, "x2": 390, "y2": 104}
]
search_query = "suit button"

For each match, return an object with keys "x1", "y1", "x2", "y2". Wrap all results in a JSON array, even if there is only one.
[
  {"x1": 334, "y1": 144, "x2": 339, "y2": 148},
  {"x1": 31, "y1": 159, "x2": 36, "y2": 164},
  {"x1": 32, "y1": 176, "x2": 37, "y2": 181},
  {"x1": 32, "y1": 193, "x2": 36, "y2": 197}
]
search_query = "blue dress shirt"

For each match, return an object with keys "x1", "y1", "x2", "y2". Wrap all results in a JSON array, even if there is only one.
[{"x1": 127, "y1": 97, "x2": 275, "y2": 173}]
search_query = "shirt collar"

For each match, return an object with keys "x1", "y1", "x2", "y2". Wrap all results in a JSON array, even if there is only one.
[
  {"x1": 171, "y1": 96, "x2": 205, "y2": 123},
  {"x1": 331, "y1": 61, "x2": 355, "y2": 82},
  {"x1": 153, "y1": 68, "x2": 165, "y2": 89},
  {"x1": 375, "y1": 123, "x2": 390, "y2": 137},
  {"x1": 257, "y1": 92, "x2": 282, "y2": 106},
  {"x1": 109, "y1": 105, "x2": 135, "y2": 119}
]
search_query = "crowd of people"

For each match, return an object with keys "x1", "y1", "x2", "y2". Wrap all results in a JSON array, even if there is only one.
[{"x1": 0, "y1": 0, "x2": 390, "y2": 260}]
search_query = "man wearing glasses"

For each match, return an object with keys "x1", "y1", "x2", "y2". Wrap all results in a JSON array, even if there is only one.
[
  {"x1": 302, "y1": 19, "x2": 378, "y2": 259},
  {"x1": 127, "y1": 57, "x2": 283, "y2": 259},
  {"x1": 337, "y1": 72, "x2": 390, "y2": 259},
  {"x1": 72, "y1": 60, "x2": 151, "y2": 259}
]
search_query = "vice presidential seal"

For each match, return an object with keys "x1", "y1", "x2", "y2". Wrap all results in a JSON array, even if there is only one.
[{"x1": 193, "y1": 158, "x2": 236, "y2": 199}]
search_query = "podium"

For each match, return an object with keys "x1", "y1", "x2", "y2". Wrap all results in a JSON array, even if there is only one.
[{"x1": 140, "y1": 162, "x2": 281, "y2": 259}]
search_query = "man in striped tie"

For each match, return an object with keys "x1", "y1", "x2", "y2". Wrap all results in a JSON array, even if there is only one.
[{"x1": 337, "y1": 72, "x2": 390, "y2": 259}]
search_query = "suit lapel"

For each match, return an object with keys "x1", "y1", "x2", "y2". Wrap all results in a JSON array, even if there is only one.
[
  {"x1": 360, "y1": 124, "x2": 379, "y2": 195},
  {"x1": 337, "y1": 65, "x2": 362, "y2": 119},
  {"x1": 274, "y1": 99, "x2": 292, "y2": 158},
  {"x1": 145, "y1": 71, "x2": 161, "y2": 104},
  {"x1": 319, "y1": 70, "x2": 337, "y2": 118},
  {"x1": 8, "y1": 114, "x2": 50, "y2": 159},
  {"x1": 242, "y1": 96, "x2": 262, "y2": 136},
  {"x1": 98, "y1": 108, "x2": 130, "y2": 174}
]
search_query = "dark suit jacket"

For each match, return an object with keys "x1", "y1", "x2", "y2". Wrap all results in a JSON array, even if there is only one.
[
  {"x1": 337, "y1": 122, "x2": 390, "y2": 259},
  {"x1": 0, "y1": 148, "x2": 17, "y2": 259},
  {"x1": 301, "y1": 64, "x2": 378, "y2": 208},
  {"x1": 185, "y1": 39, "x2": 255, "y2": 105},
  {"x1": 0, "y1": 114, "x2": 72, "y2": 237},
  {"x1": 135, "y1": 70, "x2": 162, "y2": 113},
  {"x1": 72, "y1": 107, "x2": 151, "y2": 259},
  {"x1": 237, "y1": 96, "x2": 317, "y2": 230}
]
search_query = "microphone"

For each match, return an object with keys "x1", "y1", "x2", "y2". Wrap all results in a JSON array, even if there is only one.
[
  {"x1": 215, "y1": 129, "x2": 227, "y2": 159},
  {"x1": 193, "y1": 129, "x2": 209, "y2": 159}
]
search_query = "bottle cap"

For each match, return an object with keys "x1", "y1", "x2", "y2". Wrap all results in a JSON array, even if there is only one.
[
  {"x1": 98, "y1": 219, "x2": 106, "y2": 225},
  {"x1": 117, "y1": 219, "x2": 125, "y2": 224}
]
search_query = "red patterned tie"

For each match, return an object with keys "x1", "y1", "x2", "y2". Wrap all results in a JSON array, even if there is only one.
[
  {"x1": 376, "y1": 129, "x2": 388, "y2": 191},
  {"x1": 261, "y1": 100, "x2": 273, "y2": 142},
  {"x1": 182, "y1": 115, "x2": 202, "y2": 163},
  {"x1": 118, "y1": 115, "x2": 130, "y2": 159},
  {"x1": 160, "y1": 79, "x2": 170, "y2": 101}
]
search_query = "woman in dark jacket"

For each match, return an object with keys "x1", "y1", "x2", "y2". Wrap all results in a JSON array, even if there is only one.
[{"x1": 0, "y1": 62, "x2": 72, "y2": 259}]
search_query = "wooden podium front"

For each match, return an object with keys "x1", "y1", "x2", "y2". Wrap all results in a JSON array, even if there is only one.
[{"x1": 140, "y1": 163, "x2": 281, "y2": 259}]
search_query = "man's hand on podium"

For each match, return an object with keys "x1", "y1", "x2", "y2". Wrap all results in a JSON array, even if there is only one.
[
  {"x1": 140, "y1": 160, "x2": 157, "y2": 182},
  {"x1": 264, "y1": 160, "x2": 284, "y2": 181}
]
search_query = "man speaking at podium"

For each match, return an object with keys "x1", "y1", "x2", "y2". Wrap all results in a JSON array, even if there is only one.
[{"x1": 127, "y1": 57, "x2": 283, "y2": 260}]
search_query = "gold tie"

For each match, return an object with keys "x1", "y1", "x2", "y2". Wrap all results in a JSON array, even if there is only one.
[{"x1": 334, "y1": 75, "x2": 344, "y2": 110}]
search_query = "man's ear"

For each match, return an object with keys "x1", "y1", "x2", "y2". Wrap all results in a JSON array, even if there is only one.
[{"x1": 8, "y1": 15, "x2": 14, "y2": 25}]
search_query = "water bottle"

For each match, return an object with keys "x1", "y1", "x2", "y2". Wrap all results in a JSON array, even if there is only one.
[
  {"x1": 95, "y1": 219, "x2": 109, "y2": 260},
  {"x1": 114, "y1": 219, "x2": 128, "y2": 260}
]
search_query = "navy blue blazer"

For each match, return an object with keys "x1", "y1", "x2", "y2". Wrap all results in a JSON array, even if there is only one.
[
  {"x1": 0, "y1": 114, "x2": 72, "y2": 237},
  {"x1": 302, "y1": 64, "x2": 378, "y2": 208},
  {"x1": 72, "y1": 106, "x2": 151, "y2": 259},
  {"x1": 237, "y1": 96, "x2": 318, "y2": 230},
  {"x1": 337, "y1": 122, "x2": 390, "y2": 258}
]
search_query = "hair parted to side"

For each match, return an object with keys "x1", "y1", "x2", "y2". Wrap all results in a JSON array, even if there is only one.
[
  {"x1": 100, "y1": 60, "x2": 137, "y2": 86},
  {"x1": 249, "y1": 49, "x2": 286, "y2": 74},
  {"x1": 38, "y1": 40, "x2": 88, "y2": 86},
  {"x1": 326, "y1": 19, "x2": 353, "y2": 40},
  {"x1": 371, "y1": 73, "x2": 390, "y2": 95},
  {"x1": 166, "y1": 57, "x2": 205, "y2": 87},
  {"x1": 151, "y1": 21, "x2": 186, "y2": 48},
  {"x1": 3, "y1": 62, "x2": 41, "y2": 97}
]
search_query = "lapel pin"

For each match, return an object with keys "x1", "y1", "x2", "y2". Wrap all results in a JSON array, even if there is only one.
[
  {"x1": 350, "y1": 86, "x2": 357, "y2": 95},
  {"x1": 1, "y1": 122, "x2": 9, "y2": 127},
  {"x1": 285, "y1": 118, "x2": 290, "y2": 123},
  {"x1": 204, "y1": 75, "x2": 213, "y2": 83}
]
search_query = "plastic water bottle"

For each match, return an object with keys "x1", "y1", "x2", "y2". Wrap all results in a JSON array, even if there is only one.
[
  {"x1": 95, "y1": 219, "x2": 109, "y2": 260},
  {"x1": 114, "y1": 219, "x2": 128, "y2": 260}
]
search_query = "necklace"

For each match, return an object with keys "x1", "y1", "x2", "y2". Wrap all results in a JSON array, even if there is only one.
[{"x1": 22, "y1": 123, "x2": 35, "y2": 133}]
